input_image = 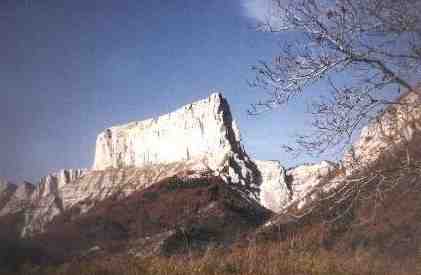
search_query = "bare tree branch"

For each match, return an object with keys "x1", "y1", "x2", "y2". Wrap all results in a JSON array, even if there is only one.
[{"x1": 250, "y1": 0, "x2": 421, "y2": 155}]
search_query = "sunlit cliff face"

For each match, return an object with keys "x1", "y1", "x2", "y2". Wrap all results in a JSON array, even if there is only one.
[{"x1": 92, "y1": 92, "x2": 260, "y2": 190}]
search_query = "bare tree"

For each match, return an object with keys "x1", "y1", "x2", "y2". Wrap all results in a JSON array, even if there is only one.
[{"x1": 250, "y1": 0, "x2": 421, "y2": 155}]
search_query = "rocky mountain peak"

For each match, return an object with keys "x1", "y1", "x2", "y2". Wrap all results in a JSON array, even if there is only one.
[
  {"x1": 92, "y1": 93, "x2": 260, "y2": 194},
  {"x1": 0, "y1": 94, "x2": 266, "y2": 236}
]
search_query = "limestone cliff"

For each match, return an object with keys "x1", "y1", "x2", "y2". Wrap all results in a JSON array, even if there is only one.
[
  {"x1": 0, "y1": 170, "x2": 86, "y2": 236},
  {"x1": 255, "y1": 160, "x2": 291, "y2": 213},
  {"x1": 271, "y1": 91, "x2": 421, "y2": 213},
  {"x1": 93, "y1": 93, "x2": 260, "y2": 194},
  {"x1": 285, "y1": 161, "x2": 339, "y2": 210},
  {"x1": 344, "y1": 91, "x2": 421, "y2": 172},
  {"x1": 0, "y1": 93, "x2": 266, "y2": 236},
  {"x1": 21, "y1": 169, "x2": 87, "y2": 235},
  {"x1": 256, "y1": 160, "x2": 339, "y2": 213},
  {"x1": 0, "y1": 92, "x2": 361, "y2": 235}
]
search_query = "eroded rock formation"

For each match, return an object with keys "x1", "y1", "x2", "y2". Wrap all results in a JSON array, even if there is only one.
[
  {"x1": 344, "y1": 91, "x2": 421, "y2": 172},
  {"x1": 7, "y1": 91, "x2": 417, "y2": 236},
  {"x1": 269, "y1": 91, "x2": 421, "y2": 213},
  {"x1": 255, "y1": 160, "x2": 290, "y2": 213},
  {"x1": 93, "y1": 93, "x2": 260, "y2": 194},
  {"x1": 0, "y1": 94, "x2": 266, "y2": 235}
]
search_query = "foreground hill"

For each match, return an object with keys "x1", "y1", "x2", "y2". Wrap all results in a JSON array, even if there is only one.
[{"x1": 0, "y1": 175, "x2": 272, "y2": 273}]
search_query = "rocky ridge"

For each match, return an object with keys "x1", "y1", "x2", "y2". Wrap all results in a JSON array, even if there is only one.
[
  {"x1": 343, "y1": 91, "x2": 421, "y2": 172},
  {"x1": 255, "y1": 91, "x2": 421, "y2": 216},
  {"x1": 93, "y1": 93, "x2": 260, "y2": 194},
  {"x1": 5, "y1": 91, "x2": 416, "y2": 237},
  {"x1": 1, "y1": 90, "x2": 420, "y2": 271},
  {"x1": 21, "y1": 169, "x2": 87, "y2": 236},
  {"x1": 263, "y1": 91, "x2": 421, "y2": 217},
  {"x1": 0, "y1": 93, "x2": 272, "y2": 236}
]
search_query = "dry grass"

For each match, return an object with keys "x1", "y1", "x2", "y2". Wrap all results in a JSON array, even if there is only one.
[{"x1": 11, "y1": 239, "x2": 416, "y2": 275}]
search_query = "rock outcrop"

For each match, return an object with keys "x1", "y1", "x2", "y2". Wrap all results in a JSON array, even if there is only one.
[
  {"x1": 0, "y1": 179, "x2": 17, "y2": 211},
  {"x1": 285, "y1": 161, "x2": 339, "y2": 210},
  {"x1": 92, "y1": 93, "x2": 260, "y2": 195},
  {"x1": 267, "y1": 91, "x2": 421, "y2": 213},
  {"x1": 21, "y1": 169, "x2": 87, "y2": 236},
  {"x1": 0, "y1": 170, "x2": 87, "y2": 236},
  {"x1": 1, "y1": 93, "x2": 266, "y2": 236},
  {"x1": 344, "y1": 91, "x2": 421, "y2": 172},
  {"x1": 256, "y1": 160, "x2": 339, "y2": 213},
  {"x1": 0, "y1": 182, "x2": 35, "y2": 216},
  {"x1": 0, "y1": 93, "x2": 354, "y2": 235},
  {"x1": 255, "y1": 160, "x2": 291, "y2": 213}
]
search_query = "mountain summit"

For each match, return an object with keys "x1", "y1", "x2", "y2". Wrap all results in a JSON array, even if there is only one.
[
  {"x1": 93, "y1": 93, "x2": 260, "y2": 193},
  {"x1": 0, "y1": 93, "x2": 291, "y2": 237}
]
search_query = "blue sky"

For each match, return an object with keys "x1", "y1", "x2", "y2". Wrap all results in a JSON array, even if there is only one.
[{"x1": 1, "y1": 0, "x2": 321, "y2": 182}]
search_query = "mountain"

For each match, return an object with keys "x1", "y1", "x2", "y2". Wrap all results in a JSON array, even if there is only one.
[
  {"x1": 0, "y1": 93, "x2": 288, "y2": 238},
  {"x1": 256, "y1": 91, "x2": 421, "y2": 267},
  {"x1": 92, "y1": 93, "x2": 260, "y2": 194},
  {"x1": 1, "y1": 91, "x2": 420, "y2": 274}
]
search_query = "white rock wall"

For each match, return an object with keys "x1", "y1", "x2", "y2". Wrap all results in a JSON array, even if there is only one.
[
  {"x1": 286, "y1": 161, "x2": 338, "y2": 210},
  {"x1": 93, "y1": 93, "x2": 260, "y2": 192},
  {"x1": 343, "y1": 92, "x2": 421, "y2": 172},
  {"x1": 5, "y1": 93, "x2": 263, "y2": 236},
  {"x1": 255, "y1": 160, "x2": 291, "y2": 213},
  {"x1": 20, "y1": 169, "x2": 86, "y2": 236},
  {"x1": 255, "y1": 160, "x2": 339, "y2": 213}
]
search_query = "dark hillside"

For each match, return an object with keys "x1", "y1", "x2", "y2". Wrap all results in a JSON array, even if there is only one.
[
  {"x1": 256, "y1": 134, "x2": 421, "y2": 272},
  {"x1": 29, "y1": 176, "x2": 272, "y2": 263}
]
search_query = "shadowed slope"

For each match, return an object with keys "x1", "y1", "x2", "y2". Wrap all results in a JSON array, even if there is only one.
[{"x1": 28, "y1": 175, "x2": 272, "y2": 263}]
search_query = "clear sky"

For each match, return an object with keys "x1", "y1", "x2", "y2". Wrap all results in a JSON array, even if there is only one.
[{"x1": 1, "y1": 0, "x2": 321, "y2": 183}]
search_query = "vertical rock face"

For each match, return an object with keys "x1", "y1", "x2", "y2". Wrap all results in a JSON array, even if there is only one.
[
  {"x1": 32, "y1": 169, "x2": 87, "y2": 199},
  {"x1": 255, "y1": 160, "x2": 339, "y2": 212},
  {"x1": 0, "y1": 169, "x2": 87, "y2": 236},
  {"x1": 273, "y1": 92, "x2": 421, "y2": 213},
  {"x1": 93, "y1": 93, "x2": 260, "y2": 194},
  {"x1": 255, "y1": 160, "x2": 291, "y2": 212},
  {"x1": 1, "y1": 93, "x2": 265, "y2": 236},
  {"x1": 344, "y1": 92, "x2": 421, "y2": 172},
  {"x1": 286, "y1": 161, "x2": 338, "y2": 210},
  {"x1": 21, "y1": 169, "x2": 87, "y2": 236}
]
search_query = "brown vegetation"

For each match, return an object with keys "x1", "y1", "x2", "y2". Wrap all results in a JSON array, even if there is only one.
[
  {"x1": 10, "y1": 176, "x2": 271, "y2": 264},
  {"x1": 6, "y1": 238, "x2": 416, "y2": 275}
]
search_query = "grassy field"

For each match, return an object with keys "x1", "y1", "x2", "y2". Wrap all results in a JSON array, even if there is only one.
[{"x1": 9, "y1": 239, "x2": 416, "y2": 275}]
